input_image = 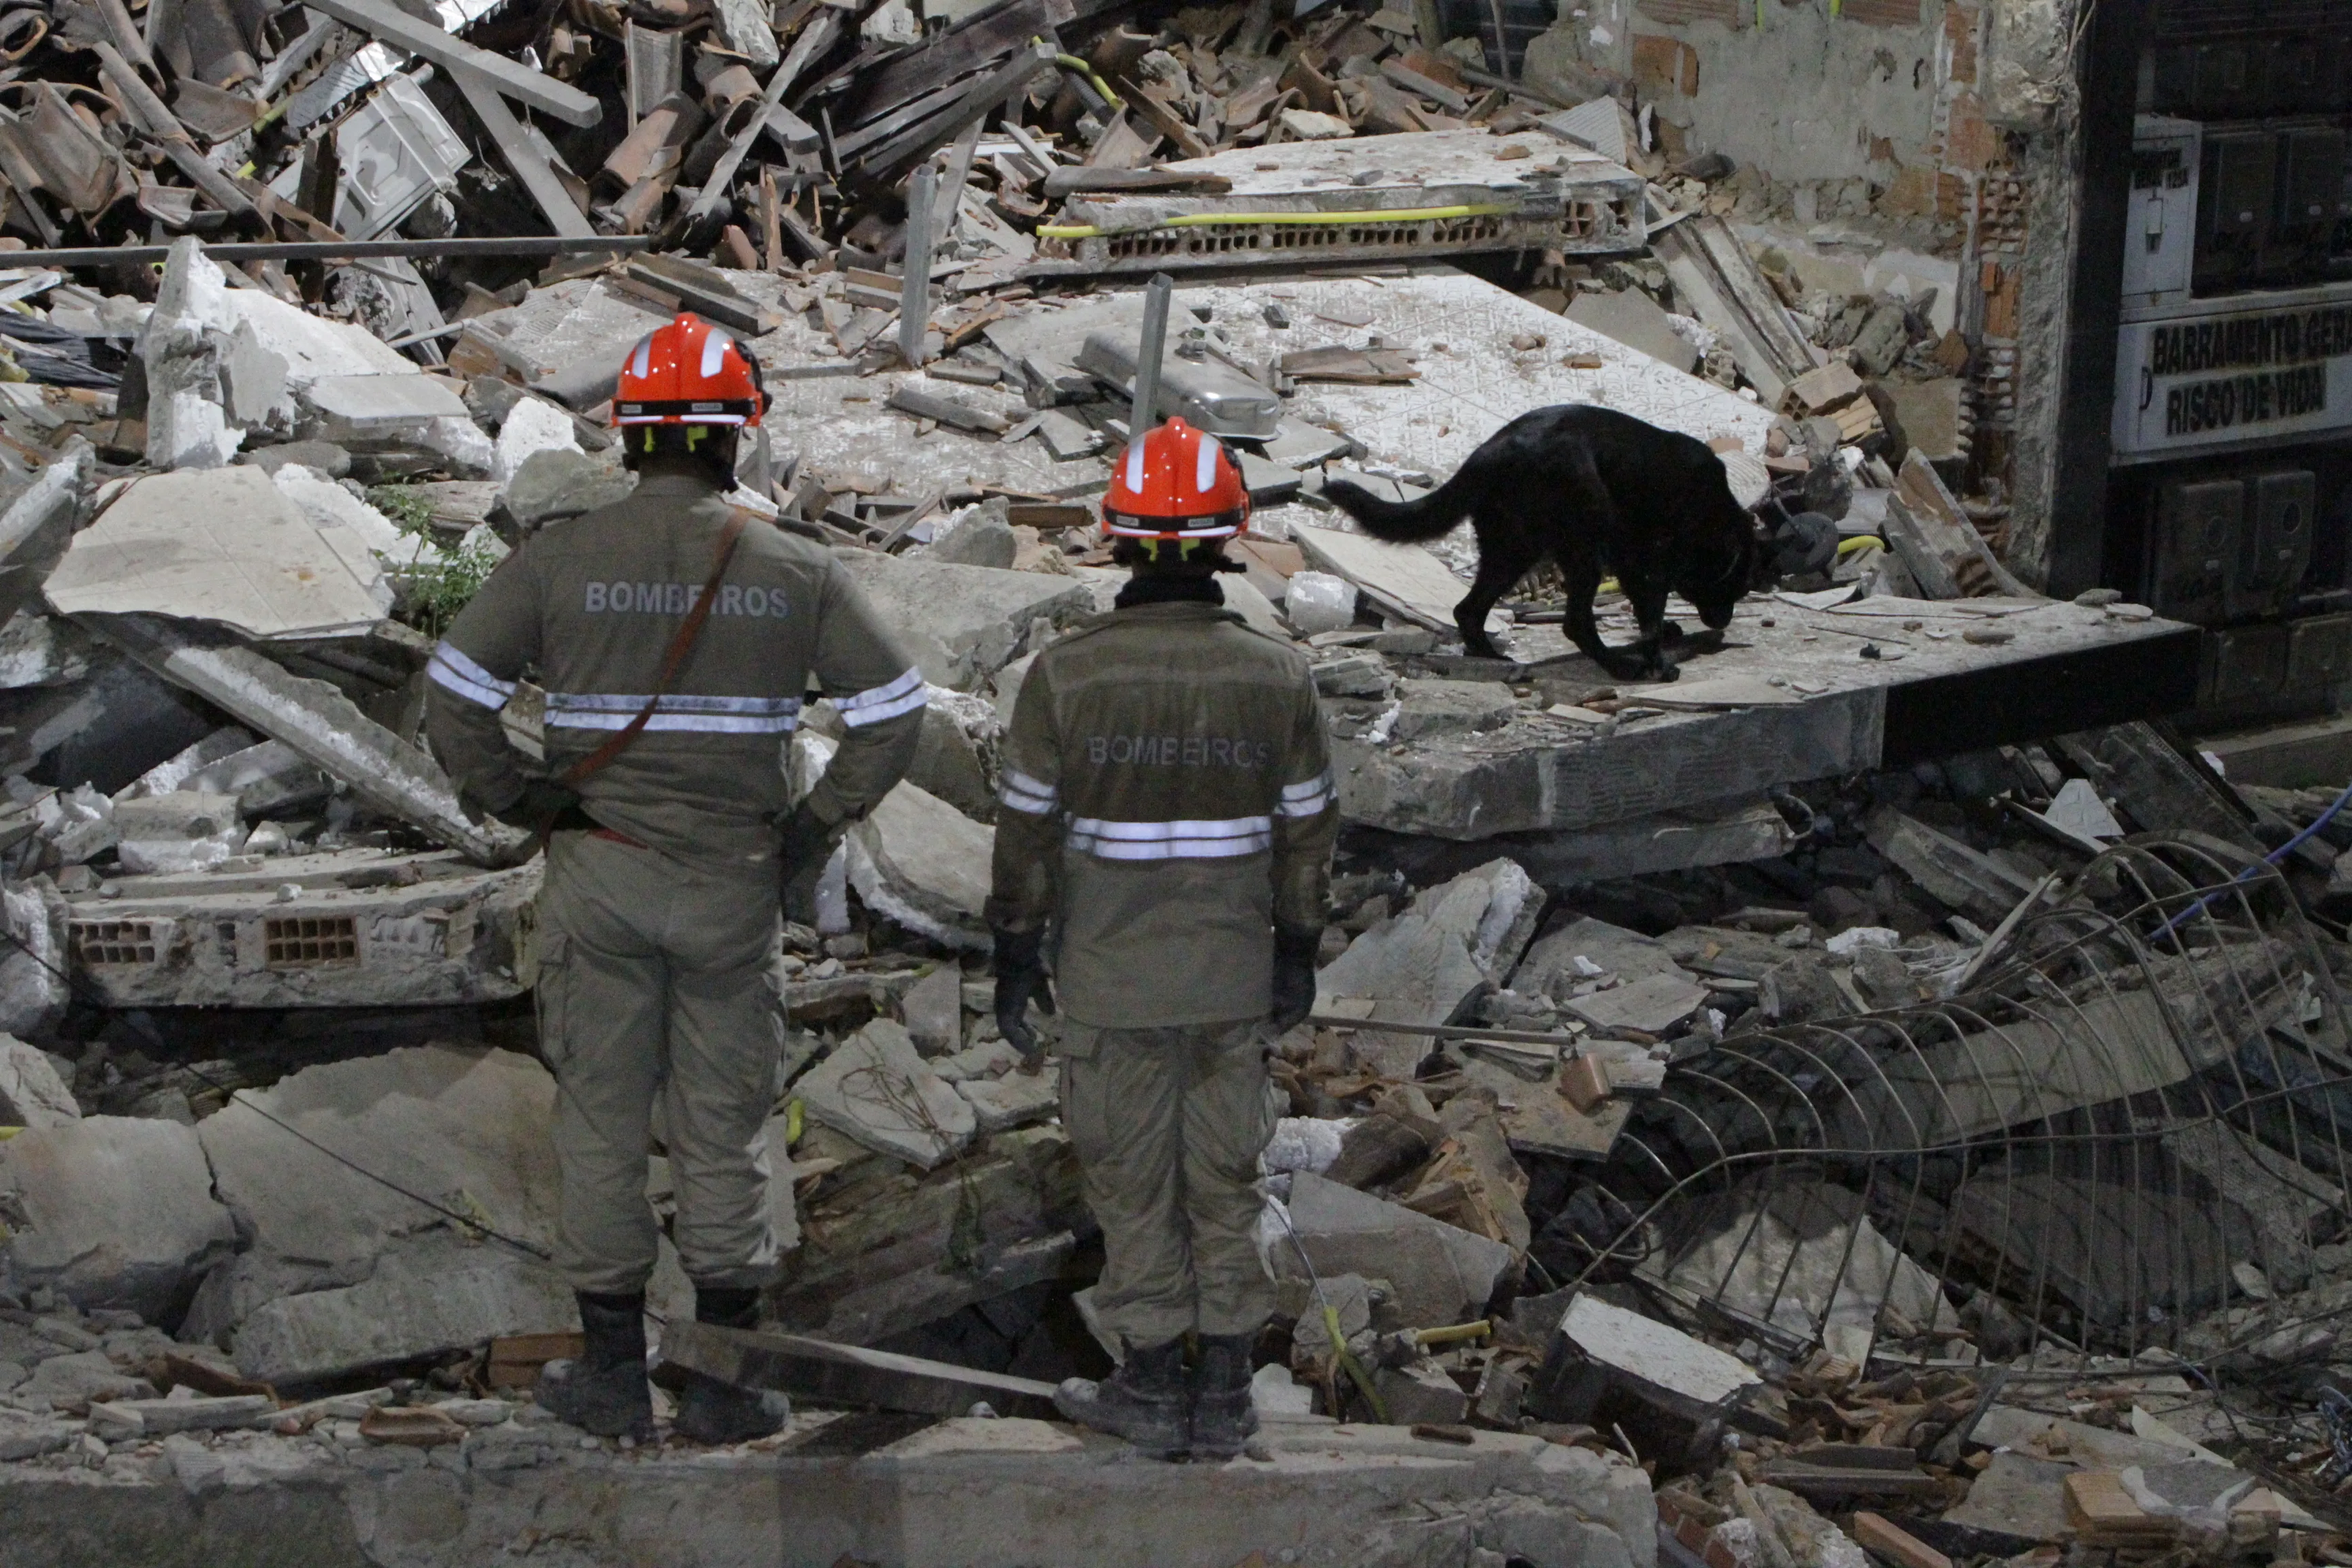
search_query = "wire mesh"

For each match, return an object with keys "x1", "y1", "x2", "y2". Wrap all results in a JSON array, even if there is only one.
[{"x1": 1558, "y1": 834, "x2": 2352, "y2": 1371}]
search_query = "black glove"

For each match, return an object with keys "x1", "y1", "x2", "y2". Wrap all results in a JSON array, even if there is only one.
[
  {"x1": 776, "y1": 801, "x2": 840, "y2": 917},
  {"x1": 503, "y1": 779, "x2": 582, "y2": 832},
  {"x1": 1270, "y1": 922, "x2": 1322, "y2": 1033},
  {"x1": 991, "y1": 923, "x2": 1054, "y2": 1064}
]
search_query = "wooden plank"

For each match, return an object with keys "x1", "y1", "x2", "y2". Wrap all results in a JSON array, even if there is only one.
[
  {"x1": 1889, "y1": 452, "x2": 2032, "y2": 598},
  {"x1": 303, "y1": 0, "x2": 602, "y2": 127},
  {"x1": 662, "y1": 1320, "x2": 1060, "y2": 1419},
  {"x1": 1042, "y1": 166, "x2": 1232, "y2": 197},
  {"x1": 838, "y1": 0, "x2": 1075, "y2": 124},
  {"x1": 451, "y1": 68, "x2": 595, "y2": 238},
  {"x1": 1652, "y1": 216, "x2": 1816, "y2": 407},
  {"x1": 850, "y1": 42, "x2": 1058, "y2": 181}
]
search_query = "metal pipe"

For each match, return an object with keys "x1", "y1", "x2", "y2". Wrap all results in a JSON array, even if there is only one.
[{"x1": 0, "y1": 236, "x2": 656, "y2": 268}]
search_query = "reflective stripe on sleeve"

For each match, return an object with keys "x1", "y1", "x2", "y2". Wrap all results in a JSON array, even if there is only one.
[
  {"x1": 1277, "y1": 770, "x2": 1336, "y2": 817},
  {"x1": 836, "y1": 666, "x2": 928, "y2": 728},
  {"x1": 999, "y1": 768, "x2": 1058, "y2": 817},
  {"x1": 1066, "y1": 815, "x2": 1273, "y2": 860},
  {"x1": 544, "y1": 692, "x2": 801, "y2": 733},
  {"x1": 427, "y1": 642, "x2": 517, "y2": 710}
]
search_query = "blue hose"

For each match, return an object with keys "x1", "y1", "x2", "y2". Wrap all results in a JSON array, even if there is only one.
[{"x1": 2158, "y1": 774, "x2": 2352, "y2": 937}]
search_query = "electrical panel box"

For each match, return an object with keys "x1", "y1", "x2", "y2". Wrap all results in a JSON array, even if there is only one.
[
  {"x1": 2287, "y1": 612, "x2": 2352, "y2": 691},
  {"x1": 2155, "y1": 34, "x2": 2352, "y2": 116},
  {"x1": 2153, "y1": 476, "x2": 2245, "y2": 623},
  {"x1": 2127, "y1": 116, "x2": 2202, "y2": 308},
  {"x1": 2198, "y1": 129, "x2": 2276, "y2": 293},
  {"x1": 2232, "y1": 468, "x2": 2317, "y2": 617},
  {"x1": 2264, "y1": 123, "x2": 2348, "y2": 285},
  {"x1": 2262, "y1": 35, "x2": 2330, "y2": 114}
]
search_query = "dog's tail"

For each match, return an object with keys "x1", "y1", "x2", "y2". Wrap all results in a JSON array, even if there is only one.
[{"x1": 1321, "y1": 466, "x2": 1486, "y2": 544}]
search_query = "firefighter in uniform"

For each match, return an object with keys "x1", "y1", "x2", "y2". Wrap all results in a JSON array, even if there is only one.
[
  {"x1": 425, "y1": 313, "x2": 926, "y2": 1445},
  {"x1": 987, "y1": 416, "x2": 1338, "y2": 1459}
]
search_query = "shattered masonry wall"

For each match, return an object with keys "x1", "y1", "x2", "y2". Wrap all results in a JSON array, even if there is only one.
[
  {"x1": 1524, "y1": 0, "x2": 1957, "y2": 186},
  {"x1": 1993, "y1": 0, "x2": 2094, "y2": 593},
  {"x1": 1523, "y1": 0, "x2": 2087, "y2": 586}
]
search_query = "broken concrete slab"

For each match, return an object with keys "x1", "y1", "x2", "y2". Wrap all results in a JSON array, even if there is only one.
[
  {"x1": 956, "y1": 1068, "x2": 1058, "y2": 1133},
  {"x1": 1652, "y1": 1184, "x2": 1959, "y2": 1367},
  {"x1": 502, "y1": 447, "x2": 634, "y2": 530},
  {"x1": 18, "y1": 1348, "x2": 150, "y2": 1411},
  {"x1": 1032, "y1": 129, "x2": 1644, "y2": 278},
  {"x1": 928, "y1": 508, "x2": 1019, "y2": 570},
  {"x1": 1556, "y1": 1292, "x2": 1760, "y2": 1420},
  {"x1": 45, "y1": 468, "x2": 389, "y2": 640},
  {"x1": 78, "y1": 614, "x2": 523, "y2": 866},
  {"x1": 900, "y1": 964, "x2": 964, "y2": 1054},
  {"x1": 63, "y1": 849, "x2": 542, "y2": 1009},
  {"x1": 2042, "y1": 777, "x2": 2124, "y2": 843},
  {"x1": 0, "y1": 1114, "x2": 236, "y2": 1322},
  {"x1": 231, "y1": 1230, "x2": 576, "y2": 1387},
  {"x1": 86, "y1": 1393, "x2": 274, "y2": 1438},
  {"x1": 142, "y1": 238, "x2": 246, "y2": 471},
  {"x1": 845, "y1": 779, "x2": 994, "y2": 951},
  {"x1": 174, "y1": 738, "x2": 331, "y2": 817},
  {"x1": 1292, "y1": 523, "x2": 1470, "y2": 635},
  {"x1": 1315, "y1": 858, "x2": 1540, "y2": 1077},
  {"x1": 1514, "y1": 917, "x2": 1696, "y2": 998},
  {"x1": 112, "y1": 789, "x2": 243, "y2": 874},
  {"x1": 0, "y1": 446, "x2": 91, "y2": 630},
  {"x1": 1942, "y1": 1450, "x2": 2073, "y2": 1544},
  {"x1": 796, "y1": 1019, "x2": 976, "y2": 1169},
  {"x1": 1377, "y1": 1359, "x2": 1472, "y2": 1425},
  {"x1": 1863, "y1": 807, "x2": 2041, "y2": 926},
  {"x1": 1276, "y1": 1171, "x2": 1514, "y2": 1328},
  {"x1": 836, "y1": 552, "x2": 1092, "y2": 691},
  {"x1": 0, "y1": 1411, "x2": 1659, "y2": 1566},
  {"x1": 197, "y1": 1045, "x2": 561, "y2": 1277},
  {"x1": 1565, "y1": 289, "x2": 1699, "y2": 375},
  {"x1": 1392, "y1": 679, "x2": 1518, "y2": 741},
  {"x1": 1560, "y1": 972, "x2": 1709, "y2": 1036},
  {"x1": 304, "y1": 372, "x2": 469, "y2": 445},
  {"x1": 0, "y1": 1035, "x2": 76, "y2": 1127},
  {"x1": 491, "y1": 396, "x2": 582, "y2": 489},
  {"x1": 0, "y1": 612, "x2": 92, "y2": 693}
]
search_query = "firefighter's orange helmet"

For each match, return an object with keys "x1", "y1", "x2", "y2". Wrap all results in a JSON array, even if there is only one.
[
  {"x1": 1102, "y1": 417, "x2": 1250, "y2": 540},
  {"x1": 614, "y1": 312, "x2": 765, "y2": 429}
]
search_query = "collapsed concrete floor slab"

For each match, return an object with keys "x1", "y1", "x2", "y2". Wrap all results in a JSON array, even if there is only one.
[
  {"x1": 1028, "y1": 129, "x2": 1647, "y2": 278},
  {"x1": 0, "y1": 1414, "x2": 1655, "y2": 1568},
  {"x1": 1330, "y1": 594, "x2": 2200, "y2": 839},
  {"x1": 62, "y1": 849, "x2": 540, "y2": 1009}
]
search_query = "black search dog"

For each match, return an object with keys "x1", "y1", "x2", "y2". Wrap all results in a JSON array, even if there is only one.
[{"x1": 1321, "y1": 405, "x2": 1761, "y2": 680}]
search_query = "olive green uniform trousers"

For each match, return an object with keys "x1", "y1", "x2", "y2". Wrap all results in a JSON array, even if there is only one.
[
  {"x1": 537, "y1": 830, "x2": 784, "y2": 1296},
  {"x1": 1061, "y1": 1019, "x2": 1278, "y2": 1348}
]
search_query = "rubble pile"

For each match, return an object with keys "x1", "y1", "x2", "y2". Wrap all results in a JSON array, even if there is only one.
[{"x1": 0, "y1": 0, "x2": 2330, "y2": 1547}]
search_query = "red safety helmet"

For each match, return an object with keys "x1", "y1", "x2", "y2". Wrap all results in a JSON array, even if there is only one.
[
  {"x1": 613, "y1": 311, "x2": 765, "y2": 429},
  {"x1": 1102, "y1": 416, "x2": 1250, "y2": 541}
]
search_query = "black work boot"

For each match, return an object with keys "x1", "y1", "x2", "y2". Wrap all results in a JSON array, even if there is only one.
[
  {"x1": 538, "y1": 1291, "x2": 653, "y2": 1441},
  {"x1": 1054, "y1": 1338, "x2": 1189, "y2": 1456},
  {"x1": 672, "y1": 1286, "x2": 790, "y2": 1445},
  {"x1": 1188, "y1": 1333, "x2": 1260, "y2": 1460}
]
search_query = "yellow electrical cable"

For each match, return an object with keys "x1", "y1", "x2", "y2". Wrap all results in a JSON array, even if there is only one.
[
  {"x1": 1039, "y1": 201, "x2": 1514, "y2": 240},
  {"x1": 1039, "y1": 38, "x2": 1122, "y2": 111},
  {"x1": 1837, "y1": 534, "x2": 1885, "y2": 556}
]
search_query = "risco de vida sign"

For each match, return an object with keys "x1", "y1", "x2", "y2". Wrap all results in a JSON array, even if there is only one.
[{"x1": 2112, "y1": 299, "x2": 2352, "y2": 457}]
